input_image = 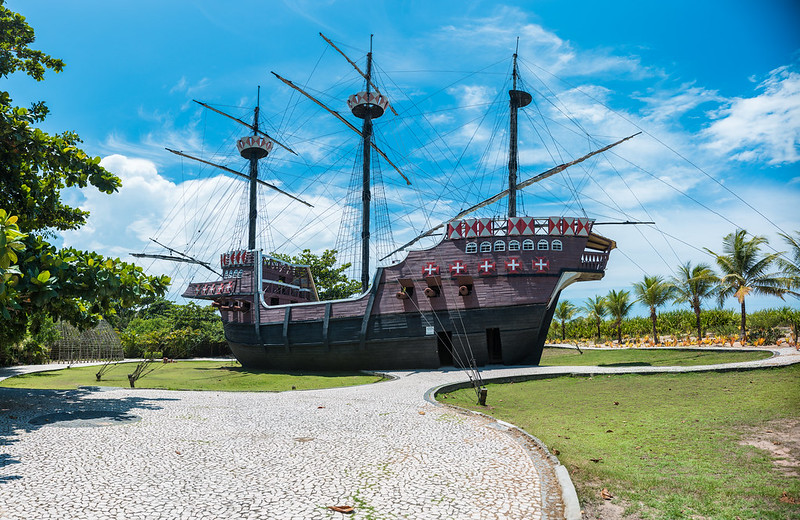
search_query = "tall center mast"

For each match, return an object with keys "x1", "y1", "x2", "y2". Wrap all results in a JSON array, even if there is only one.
[
  {"x1": 347, "y1": 35, "x2": 390, "y2": 291},
  {"x1": 508, "y1": 42, "x2": 532, "y2": 218},
  {"x1": 271, "y1": 34, "x2": 403, "y2": 292}
]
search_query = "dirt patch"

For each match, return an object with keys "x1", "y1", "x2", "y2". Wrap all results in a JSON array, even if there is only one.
[
  {"x1": 581, "y1": 498, "x2": 647, "y2": 520},
  {"x1": 739, "y1": 418, "x2": 800, "y2": 477}
]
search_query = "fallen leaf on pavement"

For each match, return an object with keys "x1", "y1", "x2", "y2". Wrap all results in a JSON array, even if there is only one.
[{"x1": 328, "y1": 505, "x2": 355, "y2": 513}]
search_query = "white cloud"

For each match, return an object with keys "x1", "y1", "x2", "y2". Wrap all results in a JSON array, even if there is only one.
[
  {"x1": 447, "y1": 85, "x2": 496, "y2": 109},
  {"x1": 434, "y1": 6, "x2": 653, "y2": 80},
  {"x1": 702, "y1": 64, "x2": 800, "y2": 165},
  {"x1": 637, "y1": 84, "x2": 721, "y2": 124}
]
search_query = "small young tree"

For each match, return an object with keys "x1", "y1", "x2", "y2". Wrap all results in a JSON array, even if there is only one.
[
  {"x1": 632, "y1": 275, "x2": 674, "y2": 344},
  {"x1": 606, "y1": 289, "x2": 633, "y2": 344},
  {"x1": 670, "y1": 262, "x2": 718, "y2": 342},
  {"x1": 582, "y1": 295, "x2": 607, "y2": 343},
  {"x1": 554, "y1": 300, "x2": 580, "y2": 343}
]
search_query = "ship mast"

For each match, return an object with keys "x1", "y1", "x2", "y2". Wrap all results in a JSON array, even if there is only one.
[
  {"x1": 508, "y1": 39, "x2": 532, "y2": 218},
  {"x1": 247, "y1": 88, "x2": 261, "y2": 250},
  {"x1": 138, "y1": 91, "x2": 311, "y2": 271},
  {"x1": 359, "y1": 38, "x2": 375, "y2": 291}
]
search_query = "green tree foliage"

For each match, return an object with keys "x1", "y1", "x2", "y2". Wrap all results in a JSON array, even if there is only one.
[
  {"x1": 670, "y1": 261, "x2": 718, "y2": 341},
  {"x1": 0, "y1": 4, "x2": 169, "y2": 352},
  {"x1": 606, "y1": 289, "x2": 634, "y2": 343},
  {"x1": 271, "y1": 249, "x2": 361, "y2": 301},
  {"x1": 119, "y1": 302, "x2": 224, "y2": 359},
  {"x1": 554, "y1": 300, "x2": 579, "y2": 342},
  {"x1": 705, "y1": 229, "x2": 787, "y2": 342},
  {"x1": 632, "y1": 275, "x2": 674, "y2": 344}
]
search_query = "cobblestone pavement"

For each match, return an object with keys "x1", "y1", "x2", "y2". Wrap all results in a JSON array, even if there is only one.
[{"x1": 0, "y1": 346, "x2": 797, "y2": 520}]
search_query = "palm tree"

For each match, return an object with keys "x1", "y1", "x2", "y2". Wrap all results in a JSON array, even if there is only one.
[
  {"x1": 670, "y1": 262, "x2": 718, "y2": 342},
  {"x1": 582, "y1": 295, "x2": 607, "y2": 343},
  {"x1": 554, "y1": 300, "x2": 580, "y2": 343},
  {"x1": 778, "y1": 231, "x2": 800, "y2": 298},
  {"x1": 632, "y1": 275, "x2": 674, "y2": 344},
  {"x1": 704, "y1": 229, "x2": 787, "y2": 342},
  {"x1": 606, "y1": 289, "x2": 633, "y2": 343}
]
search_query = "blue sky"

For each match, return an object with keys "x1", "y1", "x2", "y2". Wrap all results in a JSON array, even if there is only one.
[{"x1": 8, "y1": 0, "x2": 800, "y2": 314}]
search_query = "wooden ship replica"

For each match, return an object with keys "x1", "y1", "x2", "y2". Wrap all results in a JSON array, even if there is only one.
[{"x1": 147, "y1": 37, "x2": 630, "y2": 370}]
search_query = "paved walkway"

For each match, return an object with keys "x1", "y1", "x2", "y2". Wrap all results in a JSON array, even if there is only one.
[{"x1": 0, "y1": 347, "x2": 797, "y2": 520}]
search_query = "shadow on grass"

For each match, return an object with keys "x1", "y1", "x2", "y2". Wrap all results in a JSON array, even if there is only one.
[
  {"x1": 598, "y1": 362, "x2": 652, "y2": 367},
  {"x1": 211, "y1": 366, "x2": 371, "y2": 379},
  {"x1": 0, "y1": 387, "x2": 177, "y2": 484}
]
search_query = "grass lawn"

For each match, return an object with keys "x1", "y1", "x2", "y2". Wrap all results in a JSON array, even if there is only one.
[
  {"x1": 540, "y1": 346, "x2": 772, "y2": 367},
  {"x1": 441, "y1": 365, "x2": 800, "y2": 520},
  {"x1": 0, "y1": 360, "x2": 385, "y2": 392}
]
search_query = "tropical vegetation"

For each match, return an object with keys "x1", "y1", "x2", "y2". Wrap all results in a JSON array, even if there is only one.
[
  {"x1": 0, "y1": 4, "x2": 168, "y2": 363},
  {"x1": 118, "y1": 299, "x2": 226, "y2": 359},
  {"x1": 705, "y1": 229, "x2": 787, "y2": 342},
  {"x1": 549, "y1": 227, "x2": 799, "y2": 346}
]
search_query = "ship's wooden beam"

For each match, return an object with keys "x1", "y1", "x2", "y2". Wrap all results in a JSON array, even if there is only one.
[
  {"x1": 130, "y1": 253, "x2": 221, "y2": 276},
  {"x1": 271, "y1": 71, "x2": 411, "y2": 186},
  {"x1": 165, "y1": 148, "x2": 313, "y2": 208},
  {"x1": 193, "y1": 100, "x2": 298, "y2": 156}
]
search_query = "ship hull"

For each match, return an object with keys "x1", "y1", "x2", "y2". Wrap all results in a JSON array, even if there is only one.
[
  {"x1": 224, "y1": 301, "x2": 558, "y2": 370},
  {"x1": 185, "y1": 216, "x2": 613, "y2": 371}
]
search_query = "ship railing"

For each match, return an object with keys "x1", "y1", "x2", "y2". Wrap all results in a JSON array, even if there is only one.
[
  {"x1": 447, "y1": 216, "x2": 595, "y2": 240},
  {"x1": 184, "y1": 281, "x2": 237, "y2": 298},
  {"x1": 580, "y1": 251, "x2": 609, "y2": 271}
]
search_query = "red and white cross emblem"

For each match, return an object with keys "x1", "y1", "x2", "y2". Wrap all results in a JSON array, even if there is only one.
[
  {"x1": 478, "y1": 259, "x2": 495, "y2": 275},
  {"x1": 505, "y1": 257, "x2": 521, "y2": 273},
  {"x1": 533, "y1": 257, "x2": 549, "y2": 272},
  {"x1": 449, "y1": 260, "x2": 467, "y2": 276},
  {"x1": 422, "y1": 262, "x2": 439, "y2": 277}
]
